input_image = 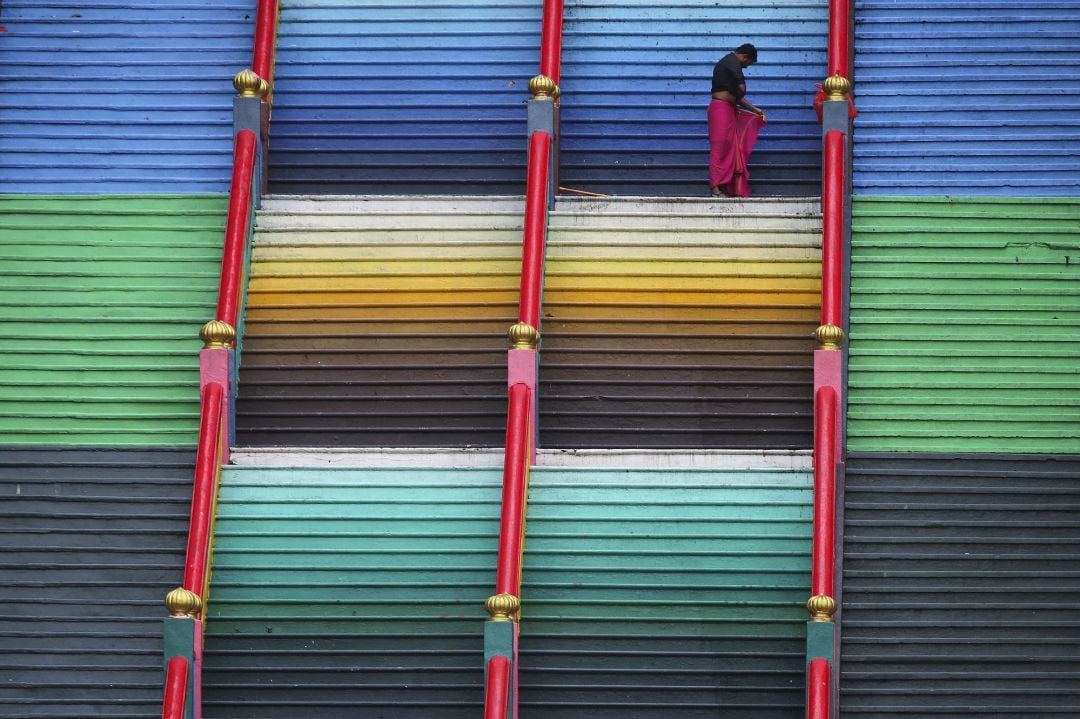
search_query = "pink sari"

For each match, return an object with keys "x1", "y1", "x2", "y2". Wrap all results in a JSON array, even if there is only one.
[{"x1": 708, "y1": 101, "x2": 765, "y2": 197}]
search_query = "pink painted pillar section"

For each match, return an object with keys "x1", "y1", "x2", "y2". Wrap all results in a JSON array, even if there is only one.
[
  {"x1": 814, "y1": 350, "x2": 843, "y2": 464},
  {"x1": 199, "y1": 348, "x2": 231, "y2": 464},
  {"x1": 507, "y1": 349, "x2": 538, "y2": 464}
]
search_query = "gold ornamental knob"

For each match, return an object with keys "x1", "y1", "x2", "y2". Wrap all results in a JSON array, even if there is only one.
[
  {"x1": 165, "y1": 587, "x2": 203, "y2": 617},
  {"x1": 200, "y1": 320, "x2": 236, "y2": 349},
  {"x1": 508, "y1": 322, "x2": 540, "y2": 349},
  {"x1": 815, "y1": 324, "x2": 846, "y2": 351},
  {"x1": 485, "y1": 593, "x2": 521, "y2": 622},
  {"x1": 529, "y1": 75, "x2": 558, "y2": 100},
  {"x1": 823, "y1": 74, "x2": 852, "y2": 101},
  {"x1": 233, "y1": 69, "x2": 270, "y2": 98},
  {"x1": 806, "y1": 594, "x2": 837, "y2": 622}
]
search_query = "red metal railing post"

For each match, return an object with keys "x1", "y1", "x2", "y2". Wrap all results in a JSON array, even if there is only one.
[
  {"x1": 182, "y1": 382, "x2": 225, "y2": 605},
  {"x1": 162, "y1": 657, "x2": 189, "y2": 719},
  {"x1": 485, "y1": 656, "x2": 512, "y2": 719},
  {"x1": 539, "y1": 0, "x2": 564, "y2": 84},
  {"x1": 806, "y1": 5, "x2": 850, "y2": 717},
  {"x1": 484, "y1": 7, "x2": 565, "y2": 716},
  {"x1": 496, "y1": 384, "x2": 531, "y2": 595},
  {"x1": 519, "y1": 131, "x2": 552, "y2": 330},
  {"x1": 807, "y1": 658, "x2": 831, "y2": 719},
  {"x1": 827, "y1": 0, "x2": 850, "y2": 79},
  {"x1": 215, "y1": 130, "x2": 257, "y2": 329},
  {"x1": 252, "y1": 0, "x2": 279, "y2": 86},
  {"x1": 821, "y1": 131, "x2": 845, "y2": 330},
  {"x1": 812, "y1": 386, "x2": 838, "y2": 599}
]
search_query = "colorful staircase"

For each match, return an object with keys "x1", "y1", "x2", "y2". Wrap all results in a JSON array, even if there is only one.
[
  {"x1": 200, "y1": 457, "x2": 812, "y2": 718},
  {"x1": 541, "y1": 196, "x2": 820, "y2": 448},
  {"x1": 0, "y1": 195, "x2": 226, "y2": 446},
  {"x1": 234, "y1": 196, "x2": 525, "y2": 447},
  {"x1": 235, "y1": 195, "x2": 821, "y2": 450},
  {"x1": 0, "y1": 0, "x2": 254, "y2": 195},
  {"x1": 200, "y1": 463, "x2": 502, "y2": 717},
  {"x1": 0, "y1": 448, "x2": 194, "y2": 717}
]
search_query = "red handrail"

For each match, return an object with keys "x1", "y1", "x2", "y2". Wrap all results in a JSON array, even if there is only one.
[
  {"x1": 495, "y1": 383, "x2": 531, "y2": 595},
  {"x1": 252, "y1": 0, "x2": 279, "y2": 85},
  {"x1": 182, "y1": 382, "x2": 225, "y2": 605},
  {"x1": 540, "y1": 0, "x2": 564, "y2": 84},
  {"x1": 161, "y1": 657, "x2": 189, "y2": 719},
  {"x1": 812, "y1": 386, "x2": 838, "y2": 598},
  {"x1": 807, "y1": 657, "x2": 831, "y2": 719},
  {"x1": 518, "y1": 131, "x2": 552, "y2": 330},
  {"x1": 827, "y1": 0, "x2": 850, "y2": 78},
  {"x1": 484, "y1": 656, "x2": 511, "y2": 719},
  {"x1": 215, "y1": 129, "x2": 257, "y2": 328},
  {"x1": 821, "y1": 130, "x2": 845, "y2": 329}
]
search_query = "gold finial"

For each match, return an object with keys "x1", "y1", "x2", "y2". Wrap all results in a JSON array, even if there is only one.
[
  {"x1": 815, "y1": 324, "x2": 846, "y2": 351},
  {"x1": 166, "y1": 587, "x2": 203, "y2": 617},
  {"x1": 508, "y1": 322, "x2": 540, "y2": 350},
  {"x1": 485, "y1": 593, "x2": 521, "y2": 622},
  {"x1": 200, "y1": 320, "x2": 237, "y2": 349},
  {"x1": 529, "y1": 75, "x2": 558, "y2": 100},
  {"x1": 823, "y1": 74, "x2": 852, "y2": 101},
  {"x1": 806, "y1": 594, "x2": 837, "y2": 622},
  {"x1": 233, "y1": 69, "x2": 270, "y2": 98}
]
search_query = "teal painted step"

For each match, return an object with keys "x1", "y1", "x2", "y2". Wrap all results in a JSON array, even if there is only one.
[
  {"x1": 519, "y1": 467, "x2": 813, "y2": 718},
  {"x1": 201, "y1": 464, "x2": 812, "y2": 718},
  {"x1": 201, "y1": 466, "x2": 503, "y2": 718}
]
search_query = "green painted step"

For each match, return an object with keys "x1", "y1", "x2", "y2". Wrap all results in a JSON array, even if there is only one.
[
  {"x1": 0, "y1": 195, "x2": 227, "y2": 446},
  {"x1": 848, "y1": 196, "x2": 1080, "y2": 454}
]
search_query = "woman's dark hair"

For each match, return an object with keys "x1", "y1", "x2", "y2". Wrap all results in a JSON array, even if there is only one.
[{"x1": 735, "y1": 43, "x2": 758, "y2": 62}]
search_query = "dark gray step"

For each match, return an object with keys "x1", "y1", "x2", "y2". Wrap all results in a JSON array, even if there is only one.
[
  {"x1": 839, "y1": 454, "x2": 1080, "y2": 717},
  {"x1": 0, "y1": 447, "x2": 192, "y2": 719}
]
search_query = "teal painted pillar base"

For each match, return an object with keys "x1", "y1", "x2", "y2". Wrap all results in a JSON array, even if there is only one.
[
  {"x1": 484, "y1": 619, "x2": 518, "y2": 719},
  {"x1": 805, "y1": 619, "x2": 836, "y2": 718},
  {"x1": 805, "y1": 619, "x2": 835, "y2": 665},
  {"x1": 163, "y1": 616, "x2": 198, "y2": 719}
]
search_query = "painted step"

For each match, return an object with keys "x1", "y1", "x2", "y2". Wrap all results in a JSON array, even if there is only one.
[
  {"x1": 0, "y1": 448, "x2": 193, "y2": 719},
  {"x1": 0, "y1": 0, "x2": 255, "y2": 194},
  {"x1": 201, "y1": 465, "x2": 504, "y2": 718},
  {"x1": 235, "y1": 197, "x2": 526, "y2": 448},
  {"x1": 201, "y1": 460, "x2": 812, "y2": 718},
  {"x1": 540, "y1": 197, "x2": 821, "y2": 449},
  {"x1": 0, "y1": 195, "x2": 226, "y2": 446},
  {"x1": 517, "y1": 466, "x2": 813, "y2": 718},
  {"x1": 267, "y1": 2, "x2": 541, "y2": 195}
]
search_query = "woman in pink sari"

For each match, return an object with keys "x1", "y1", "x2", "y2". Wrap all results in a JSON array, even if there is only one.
[{"x1": 709, "y1": 44, "x2": 767, "y2": 197}]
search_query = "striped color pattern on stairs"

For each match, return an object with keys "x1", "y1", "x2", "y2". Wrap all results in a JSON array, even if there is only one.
[
  {"x1": 202, "y1": 465, "x2": 502, "y2": 718},
  {"x1": 541, "y1": 196, "x2": 821, "y2": 449},
  {"x1": 201, "y1": 461, "x2": 811, "y2": 718},
  {"x1": 234, "y1": 196, "x2": 525, "y2": 447},
  {"x1": 0, "y1": 0, "x2": 256, "y2": 194},
  {"x1": 840, "y1": 453, "x2": 1080, "y2": 718},
  {"x1": 0, "y1": 448, "x2": 194, "y2": 719},
  {"x1": 519, "y1": 466, "x2": 813, "y2": 718},
  {"x1": 0, "y1": 195, "x2": 226, "y2": 446}
]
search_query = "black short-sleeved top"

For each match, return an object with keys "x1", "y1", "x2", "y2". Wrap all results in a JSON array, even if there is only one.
[{"x1": 711, "y1": 52, "x2": 745, "y2": 95}]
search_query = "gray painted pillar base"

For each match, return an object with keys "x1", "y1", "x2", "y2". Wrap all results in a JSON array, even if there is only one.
[
  {"x1": 233, "y1": 95, "x2": 265, "y2": 209},
  {"x1": 821, "y1": 100, "x2": 851, "y2": 137},
  {"x1": 527, "y1": 98, "x2": 557, "y2": 208}
]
